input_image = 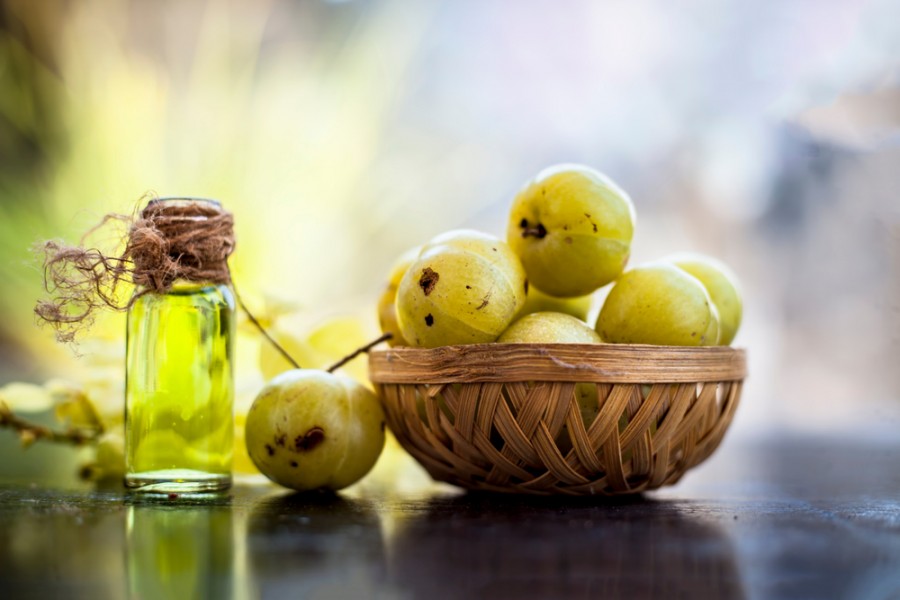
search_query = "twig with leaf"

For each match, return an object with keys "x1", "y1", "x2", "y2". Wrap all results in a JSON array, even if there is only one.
[
  {"x1": 0, "y1": 382, "x2": 106, "y2": 448},
  {"x1": 0, "y1": 401, "x2": 103, "y2": 448}
]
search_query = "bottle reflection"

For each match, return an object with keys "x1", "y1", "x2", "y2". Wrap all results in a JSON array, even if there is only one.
[{"x1": 126, "y1": 501, "x2": 233, "y2": 600}]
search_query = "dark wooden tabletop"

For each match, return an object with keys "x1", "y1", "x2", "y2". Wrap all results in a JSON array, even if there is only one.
[{"x1": 0, "y1": 434, "x2": 898, "y2": 600}]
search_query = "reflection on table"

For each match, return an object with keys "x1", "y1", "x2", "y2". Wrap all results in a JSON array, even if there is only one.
[
  {"x1": 0, "y1": 438, "x2": 898, "y2": 599},
  {"x1": 126, "y1": 496, "x2": 233, "y2": 600}
]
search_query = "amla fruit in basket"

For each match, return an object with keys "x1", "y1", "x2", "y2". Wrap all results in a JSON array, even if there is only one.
[
  {"x1": 498, "y1": 311, "x2": 603, "y2": 437},
  {"x1": 396, "y1": 230, "x2": 527, "y2": 348},
  {"x1": 377, "y1": 246, "x2": 420, "y2": 347},
  {"x1": 596, "y1": 263, "x2": 720, "y2": 346},
  {"x1": 666, "y1": 253, "x2": 743, "y2": 345},
  {"x1": 507, "y1": 164, "x2": 635, "y2": 297},
  {"x1": 499, "y1": 311, "x2": 601, "y2": 345}
]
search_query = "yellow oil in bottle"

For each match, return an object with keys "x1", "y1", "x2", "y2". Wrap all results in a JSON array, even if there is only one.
[{"x1": 124, "y1": 281, "x2": 235, "y2": 493}]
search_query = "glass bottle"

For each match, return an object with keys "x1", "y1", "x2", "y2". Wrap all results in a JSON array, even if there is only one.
[{"x1": 124, "y1": 198, "x2": 235, "y2": 494}]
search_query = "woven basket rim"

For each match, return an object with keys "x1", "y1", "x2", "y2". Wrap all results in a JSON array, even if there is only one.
[{"x1": 369, "y1": 343, "x2": 747, "y2": 384}]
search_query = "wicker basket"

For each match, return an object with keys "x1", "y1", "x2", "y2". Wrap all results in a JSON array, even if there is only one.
[{"x1": 369, "y1": 343, "x2": 746, "y2": 496}]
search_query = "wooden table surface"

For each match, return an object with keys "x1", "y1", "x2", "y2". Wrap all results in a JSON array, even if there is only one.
[{"x1": 0, "y1": 434, "x2": 898, "y2": 600}]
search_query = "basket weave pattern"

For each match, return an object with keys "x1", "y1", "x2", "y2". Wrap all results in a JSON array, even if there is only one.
[{"x1": 370, "y1": 344, "x2": 746, "y2": 496}]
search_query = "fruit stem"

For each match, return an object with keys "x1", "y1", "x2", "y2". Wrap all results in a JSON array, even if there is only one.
[
  {"x1": 232, "y1": 284, "x2": 301, "y2": 369},
  {"x1": 326, "y1": 333, "x2": 392, "y2": 373}
]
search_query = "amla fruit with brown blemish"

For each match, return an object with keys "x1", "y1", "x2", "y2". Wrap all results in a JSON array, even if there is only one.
[
  {"x1": 507, "y1": 164, "x2": 636, "y2": 297},
  {"x1": 396, "y1": 229, "x2": 527, "y2": 348},
  {"x1": 245, "y1": 369, "x2": 385, "y2": 491}
]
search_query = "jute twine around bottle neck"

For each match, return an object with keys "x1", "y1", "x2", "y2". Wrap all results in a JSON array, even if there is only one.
[
  {"x1": 130, "y1": 199, "x2": 235, "y2": 290},
  {"x1": 35, "y1": 198, "x2": 235, "y2": 343}
]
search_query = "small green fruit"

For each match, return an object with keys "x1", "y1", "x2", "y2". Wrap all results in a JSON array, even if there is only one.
[
  {"x1": 396, "y1": 230, "x2": 527, "y2": 348},
  {"x1": 596, "y1": 263, "x2": 720, "y2": 346},
  {"x1": 245, "y1": 370, "x2": 385, "y2": 492},
  {"x1": 377, "y1": 246, "x2": 420, "y2": 347},
  {"x1": 499, "y1": 311, "x2": 601, "y2": 344},
  {"x1": 507, "y1": 164, "x2": 635, "y2": 297},
  {"x1": 667, "y1": 253, "x2": 742, "y2": 345},
  {"x1": 497, "y1": 311, "x2": 601, "y2": 442}
]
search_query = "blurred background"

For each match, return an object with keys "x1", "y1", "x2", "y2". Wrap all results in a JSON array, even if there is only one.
[{"x1": 0, "y1": 0, "x2": 898, "y2": 467}]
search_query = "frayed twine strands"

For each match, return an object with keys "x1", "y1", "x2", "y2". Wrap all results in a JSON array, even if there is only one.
[{"x1": 35, "y1": 198, "x2": 235, "y2": 343}]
